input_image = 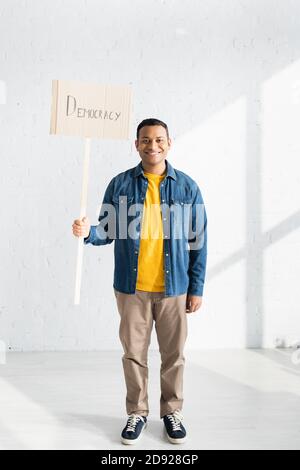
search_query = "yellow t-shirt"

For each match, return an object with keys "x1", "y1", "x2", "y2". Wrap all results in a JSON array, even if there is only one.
[{"x1": 136, "y1": 171, "x2": 165, "y2": 292}]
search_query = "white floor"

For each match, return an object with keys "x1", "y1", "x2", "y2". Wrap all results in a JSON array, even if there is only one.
[{"x1": 0, "y1": 349, "x2": 299, "y2": 450}]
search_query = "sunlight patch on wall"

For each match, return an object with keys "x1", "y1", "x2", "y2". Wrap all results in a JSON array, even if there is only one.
[
  {"x1": 262, "y1": 60, "x2": 300, "y2": 233},
  {"x1": 171, "y1": 96, "x2": 247, "y2": 257}
]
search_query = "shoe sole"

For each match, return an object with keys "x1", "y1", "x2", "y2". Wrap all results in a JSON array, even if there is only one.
[
  {"x1": 121, "y1": 422, "x2": 147, "y2": 445},
  {"x1": 165, "y1": 428, "x2": 187, "y2": 444}
]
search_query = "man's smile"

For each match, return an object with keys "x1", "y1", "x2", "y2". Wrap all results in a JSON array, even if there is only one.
[{"x1": 145, "y1": 151, "x2": 162, "y2": 156}]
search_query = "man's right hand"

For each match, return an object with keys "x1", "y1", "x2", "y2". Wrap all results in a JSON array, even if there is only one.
[{"x1": 72, "y1": 216, "x2": 91, "y2": 238}]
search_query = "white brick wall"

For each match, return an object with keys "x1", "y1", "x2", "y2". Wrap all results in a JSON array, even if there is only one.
[{"x1": 0, "y1": 0, "x2": 299, "y2": 350}]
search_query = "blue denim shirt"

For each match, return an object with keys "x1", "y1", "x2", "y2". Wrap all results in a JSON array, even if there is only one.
[{"x1": 84, "y1": 159, "x2": 207, "y2": 297}]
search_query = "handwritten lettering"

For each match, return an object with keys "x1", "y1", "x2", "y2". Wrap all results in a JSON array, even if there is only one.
[{"x1": 66, "y1": 95, "x2": 121, "y2": 121}]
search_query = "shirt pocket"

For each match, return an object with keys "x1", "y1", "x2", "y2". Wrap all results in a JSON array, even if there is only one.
[
  {"x1": 112, "y1": 194, "x2": 134, "y2": 206},
  {"x1": 169, "y1": 195, "x2": 193, "y2": 243},
  {"x1": 170, "y1": 195, "x2": 193, "y2": 206},
  {"x1": 112, "y1": 195, "x2": 136, "y2": 237}
]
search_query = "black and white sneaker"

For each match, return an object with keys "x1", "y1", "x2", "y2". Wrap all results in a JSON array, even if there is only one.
[
  {"x1": 163, "y1": 410, "x2": 187, "y2": 444},
  {"x1": 121, "y1": 414, "x2": 147, "y2": 445}
]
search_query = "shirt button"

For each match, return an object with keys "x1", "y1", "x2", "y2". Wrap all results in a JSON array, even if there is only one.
[
  {"x1": 135, "y1": 251, "x2": 138, "y2": 255},
  {"x1": 166, "y1": 253, "x2": 169, "y2": 256},
  {"x1": 166, "y1": 270, "x2": 169, "y2": 274},
  {"x1": 162, "y1": 199, "x2": 165, "y2": 203},
  {"x1": 163, "y1": 218, "x2": 167, "y2": 221},
  {"x1": 164, "y1": 235, "x2": 168, "y2": 238},
  {"x1": 133, "y1": 268, "x2": 137, "y2": 271}
]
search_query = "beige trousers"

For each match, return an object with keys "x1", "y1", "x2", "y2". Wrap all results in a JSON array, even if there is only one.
[{"x1": 113, "y1": 288, "x2": 188, "y2": 418}]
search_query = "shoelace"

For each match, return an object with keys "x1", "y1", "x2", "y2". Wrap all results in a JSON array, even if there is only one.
[
  {"x1": 126, "y1": 414, "x2": 145, "y2": 432},
  {"x1": 166, "y1": 410, "x2": 184, "y2": 431}
]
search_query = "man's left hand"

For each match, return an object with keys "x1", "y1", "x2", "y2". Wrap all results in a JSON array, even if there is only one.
[{"x1": 186, "y1": 295, "x2": 202, "y2": 314}]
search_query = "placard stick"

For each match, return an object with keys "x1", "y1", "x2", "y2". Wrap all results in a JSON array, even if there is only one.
[{"x1": 74, "y1": 137, "x2": 91, "y2": 305}]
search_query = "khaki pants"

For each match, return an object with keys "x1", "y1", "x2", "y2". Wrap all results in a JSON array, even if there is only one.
[{"x1": 113, "y1": 288, "x2": 188, "y2": 418}]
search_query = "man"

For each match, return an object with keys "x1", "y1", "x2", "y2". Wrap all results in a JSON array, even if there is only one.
[{"x1": 72, "y1": 118, "x2": 207, "y2": 445}]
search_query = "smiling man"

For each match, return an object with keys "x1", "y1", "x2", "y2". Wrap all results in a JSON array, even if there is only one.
[{"x1": 72, "y1": 118, "x2": 208, "y2": 445}]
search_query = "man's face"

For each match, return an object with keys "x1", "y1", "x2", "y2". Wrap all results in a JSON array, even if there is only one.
[{"x1": 135, "y1": 125, "x2": 171, "y2": 166}]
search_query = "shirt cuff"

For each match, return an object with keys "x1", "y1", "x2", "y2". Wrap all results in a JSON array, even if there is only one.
[
  {"x1": 187, "y1": 284, "x2": 204, "y2": 296},
  {"x1": 83, "y1": 225, "x2": 96, "y2": 245}
]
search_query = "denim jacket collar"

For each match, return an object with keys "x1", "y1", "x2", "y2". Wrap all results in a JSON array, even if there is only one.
[{"x1": 133, "y1": 159, "x2": 177, "y2": 181}]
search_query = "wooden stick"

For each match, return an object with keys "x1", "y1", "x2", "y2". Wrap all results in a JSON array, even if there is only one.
[{"x1": 74, "y1": 138, "x2": 91, "y2": 305}]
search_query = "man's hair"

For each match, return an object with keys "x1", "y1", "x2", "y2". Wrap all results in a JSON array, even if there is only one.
[{"x1": 136, "y1": 118, "x2": 169, "y2": 140}]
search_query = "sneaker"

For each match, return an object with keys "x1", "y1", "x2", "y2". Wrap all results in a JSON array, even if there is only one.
[
  {"x1": 163, "y1": 410, "x2": 187, "y2": 444},
  {"x1": 121, "y1": 414, "x2": 147, "y2": 445}
]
